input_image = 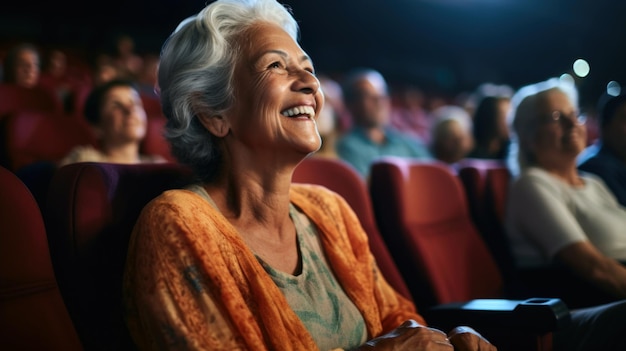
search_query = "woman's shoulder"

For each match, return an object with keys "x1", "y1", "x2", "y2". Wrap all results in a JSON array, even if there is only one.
[
  {"x1": 143, "y1": 188, "x2": 209, "y2": 213},
  {"x1": 511, "y1": 167, "x2": 563, "y2": 194},
  {"x1": 139, "y1": 153, "x2": 169, "y2": 164},
  {"x1": 291, "y1": 182, "x2": 343, "y2": 200},
  {"x1": 58, "y1": 145, "x2": 106, "y2": 166},
  {"x1": 514, "y1": 167, "x2": 551, "y2": 184}
]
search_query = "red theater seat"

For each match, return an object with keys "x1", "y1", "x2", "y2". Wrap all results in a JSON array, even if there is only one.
[
  {"x1": 1, "y1": 110, "x2": 96, "y2": 172},
  {"x1": 0, "y1": 83, "x2": 64, "y2": 119},
  {"x1": 456, "y1": 159, "x2": 517, "y2": 279},
  {"x1": 293, "y1": 156, "x2": 413, "y2": 302},
  {"x1": 458, "y1": 160, "x2": 617, "y2": 309},
  {"x1": 0, "y1": 165, "x2": 83, "y2": 351},
  {"x1": 369, "y1": 157, "x2": 570, "y2": 351},
  {"x1": 140, "y1": 114, "x2": 176, "y2": 163},
  {"x1": 44, "y1": 162, "x2": 193, "y2": 350}
]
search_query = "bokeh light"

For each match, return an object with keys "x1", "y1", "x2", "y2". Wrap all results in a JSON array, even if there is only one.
[
  {"x1": 607, "y1": 80, "x2": 621, "y2": 96},
  {"x1": 573, "y1": 59, "x2": 590, "y2": 78}
]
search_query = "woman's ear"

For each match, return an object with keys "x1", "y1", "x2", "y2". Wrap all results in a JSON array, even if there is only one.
[
  {"x1": 191, "y1": 92, "x2": 230, "y2": 137},
  {"x1": 198, "y1": 113, "x2": 229, "y2": 137}
]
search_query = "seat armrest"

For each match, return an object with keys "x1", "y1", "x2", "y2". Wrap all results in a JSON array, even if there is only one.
[
  {"x1": 424, "y1": 298, "x2": 571, "y2": 351},
  {"x1": 425, "y1": 298, "x2": 571, "y2": 333}
]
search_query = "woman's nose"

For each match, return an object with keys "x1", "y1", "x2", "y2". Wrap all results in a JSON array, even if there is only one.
[{"x1": 294, "y1": 70, "x2": 319, "y2": 95}]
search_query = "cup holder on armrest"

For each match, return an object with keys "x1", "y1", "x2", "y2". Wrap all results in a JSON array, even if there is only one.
[{"x1": 424, "y1": 298, "x2": 572, "y2": 333}]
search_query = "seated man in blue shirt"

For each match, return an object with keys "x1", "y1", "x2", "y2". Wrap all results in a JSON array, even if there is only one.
[
  {"x1": 336, "y1": 68, "x2": 431, "y2": 179},
  {"x1": 578, "y1": 92, "x2": 626, "y2": 207}
]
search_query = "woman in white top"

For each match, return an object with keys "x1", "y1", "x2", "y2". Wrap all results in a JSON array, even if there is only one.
[{"x1": 505, "y1": 77, "x2": 626, "y2": 300}]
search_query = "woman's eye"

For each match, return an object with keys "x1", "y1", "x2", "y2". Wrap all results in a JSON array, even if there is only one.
[{"x1": 268, "y1": 62, "x2": 282, "y2": 69}]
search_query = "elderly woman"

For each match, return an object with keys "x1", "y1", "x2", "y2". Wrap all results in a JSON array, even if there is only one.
[
  {"x1": 122, "y1": 0, "x2": 495, "y2": 350},
  {"x1": 504, "y1": 78, "x2": 626, "y2": 347},
  {"x1": 505, "y1": 78, "x2": 626, "y2": 293}
]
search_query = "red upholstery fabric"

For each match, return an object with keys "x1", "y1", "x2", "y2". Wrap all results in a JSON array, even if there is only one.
[
  {"x1": 484, "y1": 167, "x2": 511, "y2": 226},
  {"x1": 456, "y1": 160, "x2": 517, "y2": 280},
  {"x1": 0, "y1": 83, "x2": 64, "y2": 119},
  {"x1": 292, "y1": 156, "x2": 413, "y2": 302},
  {"x1": 140, "y1": 114, "x2": 176, "y2": 163},
  {"x1": 1, "y1": 110, "x2": 97, "y2": 171},
  {"x1": 481, "y1": 165, "x2": 617, "y2": 309},
  {"x1": 369, "y1": 156, "x2": 504, "y2": 311},
  {"x1": 0, "y1": 165, "x2": 83, "y2": 351},
  {"x1": 44, "y1": 162, "x2": 193, "y2": 350},
  {"x1": 139, "y1": 93, "x2": 163, "y2": 120}
]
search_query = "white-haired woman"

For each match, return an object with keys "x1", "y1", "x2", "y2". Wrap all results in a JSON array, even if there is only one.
[
  {"x1": 505, "y1": 78, "x2": 626, "y2": 350},
  {"x1": 122, "y1": 0, "x2": 495, "y2": 350}
]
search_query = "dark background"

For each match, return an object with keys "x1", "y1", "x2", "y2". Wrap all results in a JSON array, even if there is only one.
[{"x1": 2, "y1": 0, "x2": 626, "y2": 106}]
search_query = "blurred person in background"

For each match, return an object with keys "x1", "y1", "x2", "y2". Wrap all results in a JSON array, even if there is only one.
[
  {"x1": 1, "y1": 42, "x2": 41, "y2": 88},
  {"x1": 59, "y1": 78, "x2": 166, "y2": 166},
  {"x1": 505, "y1": 77, "x2": 626, "y2": 304},
  {"x1": 313, "y1": 75, "x2": 344, "y2": 159},
  {"x1": 336, "y1": 68, "x2": 431, "y2": 179},
  {"x1": 429, "y1": 104, "x2": 474, "y2": 165},
  {"x1": 467, "y1": 95, "x2": 512, "y2": 161},
  {"x1": 578, "y1": 91, "x2": 626, "y2": 207},
  {"x1": 112, "y1": 33, "x2": 144, "y2": 80},
  {"x1": 390, "y1": 84, "x2": 432, "y2": 144}
]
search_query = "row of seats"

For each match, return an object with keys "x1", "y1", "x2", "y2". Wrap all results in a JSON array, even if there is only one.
[
  {"x1": 0, "y1": 107, "x2": 175, "y2": 173},
  {"x1": 1, "y1": 158, "x2": 570, "y2": 350},
  {"x1": 0, "y1": 84, "x2": 66, "y2": 121},
  {"x1": 456, "y1": 158, "x2": 616, "y2": 310}
]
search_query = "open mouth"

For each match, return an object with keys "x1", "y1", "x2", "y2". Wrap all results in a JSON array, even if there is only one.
[{"x1": 281, "y1": 105, "x2": 315, "y2": 119}]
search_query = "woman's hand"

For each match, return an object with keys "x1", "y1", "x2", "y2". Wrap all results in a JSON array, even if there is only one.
[
  {"x1": 448, "y1": 326, "x2": 497, "y2": 351},
  {"x1": 357, "y1": 319, "x2": 453, "y2": 350}
]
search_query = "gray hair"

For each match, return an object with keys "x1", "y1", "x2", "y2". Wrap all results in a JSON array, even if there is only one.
[
  {"x1": 158, "y1": 0, "x2": 298, "y2": 181},
  {"x1": 506, "y1": 77, "x2": 579, "y2": 177}
]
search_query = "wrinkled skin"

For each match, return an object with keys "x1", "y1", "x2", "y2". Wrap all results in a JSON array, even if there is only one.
[{"x1": 356, "y1": 320, "x2": 497, "y2": 351}]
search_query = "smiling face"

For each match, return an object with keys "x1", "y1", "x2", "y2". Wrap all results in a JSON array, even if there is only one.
[
  {"x1": 530, "y1": 89, "x2": 587, "y2": 166},
  {"x1": 221, "y1": 22, "x2": 323, "y2": 159},
  {"x1": 97, "y1": 85, "x2": 147, "y2": 145}
]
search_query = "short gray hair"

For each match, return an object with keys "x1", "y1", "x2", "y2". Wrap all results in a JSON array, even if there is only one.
[
  {"x1": 506, "y1": 77, "x2": 579, "y2": 177},
  {"x1": 158, "y1": 0, "x2": 298, "y2": 181}
]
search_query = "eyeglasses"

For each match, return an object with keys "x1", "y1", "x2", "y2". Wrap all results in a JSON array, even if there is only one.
[{"x1": 541, "y1": 110, "x2": 587, "y2": 126}]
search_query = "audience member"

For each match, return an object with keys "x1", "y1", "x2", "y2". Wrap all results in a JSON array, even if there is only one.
[
  {"x1": 429, "y1": 104, "x2": 474, "y2": 165},
  {"x1": 59, "y1": 79, "x2": 166, "y2": 166},
  {"x1": 135, "y1": 52, "x2": 160, "y2": 99},
  {"x1": 578, "y1": 91, "x2": 626, "y2": 207},
  {"x1": 39, "y1": 48, "x2": 91, "y2": 116},
  {"x1": 91, "y1": 53, "x2": 121, "y2": 87},
  {"x1": 336, "y1": 68, "x2": 431, "y2": 179},
  {"x1": 505, "y1": 77, "x2": 626, "y2": 302},
  {"x1": 313, "y1": 75, "x2": 344, "y2": 159},
  {"x1": 318, "y1": 73, "x2": 351, "y2": 132},
  {"x1": 39, "y1": 49, "x2": 71, "y2": 98},
  {"x1": 467, "y1": 95, "x2": 512, "y2": 160},
  {"x1": 122, "y1": 1, "x2": 497, "y2": 350},
  {"x1": 1, "y1": 42, "x2": 41, "y2": 88},
  {"x1": 112, "y1": 33, "x2": 144, "y2": 80},
  {"x1": 390, "y1": 84, "x2": 432, "y2": 144}
]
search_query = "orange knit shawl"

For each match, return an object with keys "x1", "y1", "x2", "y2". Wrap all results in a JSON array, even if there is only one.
[{"x1": 123, "y1": 183, "x2": 424, "y2": 350}]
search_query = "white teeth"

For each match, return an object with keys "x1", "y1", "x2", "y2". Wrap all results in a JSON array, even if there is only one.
[{"x1": 281, "y1": 105, "x2": 315, "y2": 119}]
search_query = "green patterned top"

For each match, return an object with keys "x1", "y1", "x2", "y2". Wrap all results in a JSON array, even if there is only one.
[{"x1": 256, "y1": 204, "x2": 367, "y2": 350}]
